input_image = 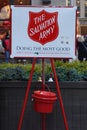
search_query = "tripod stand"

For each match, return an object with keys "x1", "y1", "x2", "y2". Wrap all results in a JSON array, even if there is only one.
[{"x1": 17, "y1": 58, "x2": 69, "y2": 130}]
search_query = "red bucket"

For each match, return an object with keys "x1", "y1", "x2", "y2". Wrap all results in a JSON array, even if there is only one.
[{"x1": 32, "y1": 90, "x2": 57, "y2": 113}]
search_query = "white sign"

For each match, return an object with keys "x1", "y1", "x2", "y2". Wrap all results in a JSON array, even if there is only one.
[{"x1": 11, "y1": 6, "x2": 77, "y2": 58}]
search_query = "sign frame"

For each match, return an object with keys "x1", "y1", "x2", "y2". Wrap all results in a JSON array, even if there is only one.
[{"x1": 11, "y1": 6, "x2": 77, "y2": 59}]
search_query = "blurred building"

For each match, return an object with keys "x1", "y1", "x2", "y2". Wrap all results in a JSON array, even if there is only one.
[
  {"x1": 66, "y1": 0, "x2": 87, "y2": 35},
  {"x1": 0, "y1": 0, "x2": 87, "y2": 35}
]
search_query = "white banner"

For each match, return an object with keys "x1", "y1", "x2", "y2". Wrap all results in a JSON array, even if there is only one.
[{"x1": 11, "y1": 6, "x2": 77, "y2": 58}]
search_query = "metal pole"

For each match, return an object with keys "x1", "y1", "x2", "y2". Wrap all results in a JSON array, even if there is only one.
[
  {"x1": 42, "y1": 58, "x2": 45, "y2": 90},
  {"x1": 17, "y1": 58, "x2": 36, "y2": 130},
  {"x1": 50, "y1": 59, "x2": 69, "y2": 130},
  {"x1": 42, "y1": 58, "x2": 46, "y2": 130}
]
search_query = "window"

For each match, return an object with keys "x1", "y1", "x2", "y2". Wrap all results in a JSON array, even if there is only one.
[
  {"x1": 14, "y1": 0, "x2": 31, "y2": 5},
  {"x1": 67, "y1": 0, "x2": 71, "y2": 6},
  {"x1": 85, "y1": 0, "x2": 87, "y2": 17},
  {"x1": 76, "y1": 0, "x2": 80, "y2": 17}
]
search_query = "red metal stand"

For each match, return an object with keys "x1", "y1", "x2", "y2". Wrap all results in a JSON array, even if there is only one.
[
  {"x1": 18, "y1": 58, "x2": 36, "y2": 130},
  {"x1": 17, "y1": 58, "x2": 69, "y2": 130},
  {"x1": 42, "y1": 58, "x2": 46, "y2": 130},
  {"x1": 50, "y1": 59, "x2": 69, "y2": 130}
]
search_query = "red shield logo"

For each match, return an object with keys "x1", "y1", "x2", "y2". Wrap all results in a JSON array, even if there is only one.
[{"x1": 28, "y1": 10, "x2": 59, "y2": 45}]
